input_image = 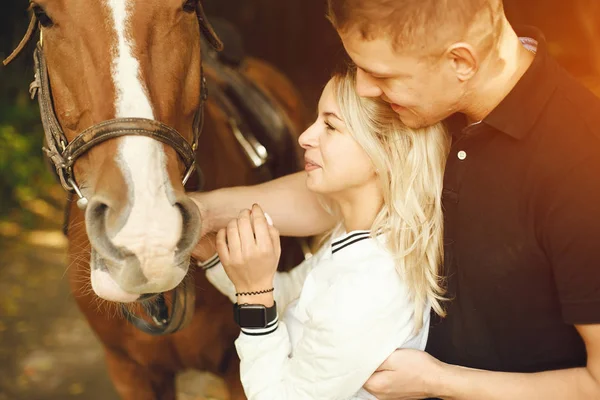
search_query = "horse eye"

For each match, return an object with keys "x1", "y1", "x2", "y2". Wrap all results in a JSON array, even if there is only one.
[
  {"x1": 32, "y1": 5, "x2": 54, "y2": 28},
  {"x1": 183, "y1": 0, "x2": 198, "y2": 13}
]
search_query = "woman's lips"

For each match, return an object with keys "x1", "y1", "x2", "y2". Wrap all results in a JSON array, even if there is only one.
[
  {"x1": 304, "y1": 158, "x2": 321, "y2": 171},
  {"x1": 390, "y1": 103, "x2": 407, "y2": 113}
]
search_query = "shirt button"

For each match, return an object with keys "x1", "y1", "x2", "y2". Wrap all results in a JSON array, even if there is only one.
[{"x1": 457, "y1": 150, "x2": 467, "y2": 160}]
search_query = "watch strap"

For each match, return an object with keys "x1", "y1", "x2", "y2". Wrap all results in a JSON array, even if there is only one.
[{"x1": 240, "y1": 313, "x2": 279, "y2": 336}]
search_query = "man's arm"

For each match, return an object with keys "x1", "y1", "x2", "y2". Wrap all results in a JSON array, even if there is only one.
[
  {"x1": 190, "y1": 172, "x2": 337, "y2": 236},
  {"x1": 364, "y1": 324, "x2": 600, "y2": 400},
  {"x1": 440, "y1": 324, "x2": 600, "y2": 399}
]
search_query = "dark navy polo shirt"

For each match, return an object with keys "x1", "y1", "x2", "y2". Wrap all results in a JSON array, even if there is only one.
[{"x1": 426, "y1": 26, "x2": 600, "y2": 373}]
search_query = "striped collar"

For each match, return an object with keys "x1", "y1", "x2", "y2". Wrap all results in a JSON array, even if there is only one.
[{"x1": 331, "y1": 230, "x2": 372, "y2": 254}]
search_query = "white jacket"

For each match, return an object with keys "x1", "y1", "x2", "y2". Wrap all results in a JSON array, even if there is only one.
[{"x1": 200, "y1": 230, "x2": 430, "y2": 400}]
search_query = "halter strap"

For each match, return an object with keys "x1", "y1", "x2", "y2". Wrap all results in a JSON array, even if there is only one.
[{"x1": 32, "y1": 45, "x2": 203, "y2": 194}]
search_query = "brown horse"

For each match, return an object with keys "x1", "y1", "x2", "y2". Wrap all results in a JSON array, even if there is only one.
[{"x1": 5, "y1": 1, "x2": 306, "y2": 399}]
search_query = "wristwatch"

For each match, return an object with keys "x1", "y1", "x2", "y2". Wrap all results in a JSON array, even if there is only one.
[{"x1": 233, "y1": 302, "x2": 277, "y2": 329}]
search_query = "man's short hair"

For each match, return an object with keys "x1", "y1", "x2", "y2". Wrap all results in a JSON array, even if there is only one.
[{"x1": 327, "y1": 0, "x2": 505, "y2": 56}]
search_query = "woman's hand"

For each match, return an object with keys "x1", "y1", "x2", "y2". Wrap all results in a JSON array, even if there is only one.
[{"x1": 216, "y1": 204, "x2": 280, "y2": 305}]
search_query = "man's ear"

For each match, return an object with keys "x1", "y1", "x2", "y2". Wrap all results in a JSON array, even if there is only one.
[{"x1": 446, "y1": 43, "x2": 478, "y2": 82}]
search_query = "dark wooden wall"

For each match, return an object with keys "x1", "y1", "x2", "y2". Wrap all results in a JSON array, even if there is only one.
[{"x1": 204, "y1": 0, "x2": 343, "y2": 107}]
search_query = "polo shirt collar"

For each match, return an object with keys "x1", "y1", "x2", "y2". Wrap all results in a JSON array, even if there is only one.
[{"x1": 483, "y1": 26, "x2": 559, "y2": 140}]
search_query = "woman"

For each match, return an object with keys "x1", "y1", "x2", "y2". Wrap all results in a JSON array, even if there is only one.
[{"x1": 198, "y1": 67, "x2": 449, "y2": 399}]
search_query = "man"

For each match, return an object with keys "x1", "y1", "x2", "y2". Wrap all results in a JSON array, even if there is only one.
[{"x1": 192, "y1": 0, "x2": 600, "y2": 398}]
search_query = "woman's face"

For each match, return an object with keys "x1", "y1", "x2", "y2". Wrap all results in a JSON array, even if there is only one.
[{"x1": 298, "y1": 80, "x2": 377, "y2": 197}]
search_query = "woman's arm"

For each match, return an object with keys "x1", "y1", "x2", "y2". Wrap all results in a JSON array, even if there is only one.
[
  {"x1": 190, "y1": 172, "x2": 336, "y2": 237},
  {"x1": 214, "y1": 206, "x2": 420, "y2": 399},
  {"x1": 235, "y1": 261, "x2": 419, "y2": 399}
]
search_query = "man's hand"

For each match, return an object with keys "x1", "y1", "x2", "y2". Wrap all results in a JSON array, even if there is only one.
[
  {"x1": 366, "y1": 324, "x2": 600, "y2": 400},
  {"x1": 364, "y1": 349, "x2": 445, "y2": 400}
]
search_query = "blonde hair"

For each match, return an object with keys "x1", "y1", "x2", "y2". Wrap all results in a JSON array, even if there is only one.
[{"x1": 331, "y1": 68, "x2": 450, "y2": 329}]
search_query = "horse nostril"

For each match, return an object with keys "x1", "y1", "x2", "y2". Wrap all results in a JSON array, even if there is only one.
[
  {"x1": 86, "y1": 199, "x2": 124, "y2": 263},
  {"x1": 174, "y1": 196, "x2": 202, "y2": 257},
  {"x1": 90, "y1": 201, "x2": 108, "y2": 221}
]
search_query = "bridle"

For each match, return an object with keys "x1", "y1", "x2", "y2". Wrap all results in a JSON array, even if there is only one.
[
  {"x1": 33, "y1": 46, "x2": 204, "y2": 210},
  {"x1": 3, "y1": 2, "x2": 223, "y2": 210},
  {"x1": 3, "y1": 2, "x2": 223, "y2": 336}
]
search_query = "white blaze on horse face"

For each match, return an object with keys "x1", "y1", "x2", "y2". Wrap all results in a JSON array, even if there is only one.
[{"x1": 99, "y1": 0, "x2": 184, "y2": 290}]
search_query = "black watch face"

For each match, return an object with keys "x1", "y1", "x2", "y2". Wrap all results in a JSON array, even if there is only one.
[{"x1": 238, "y1": 305, "x2": 267, "y2": 328}]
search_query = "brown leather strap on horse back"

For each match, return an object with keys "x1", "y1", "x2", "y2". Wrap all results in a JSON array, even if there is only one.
[
  {"x1": 2, "y1": 14, "x2": 38, "y2": 66},
  {"x1": 197, "y1": 2, "x2": 224, "y2": 52}
]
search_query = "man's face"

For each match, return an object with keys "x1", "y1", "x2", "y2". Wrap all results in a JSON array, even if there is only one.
[{"x1": 341, "y1": 32, "x2": 465, "y2": 128}]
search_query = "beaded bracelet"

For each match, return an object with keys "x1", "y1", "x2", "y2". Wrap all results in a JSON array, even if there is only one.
[{"x1": 235, "y1": 288, "x2": 274, "y2": 297}]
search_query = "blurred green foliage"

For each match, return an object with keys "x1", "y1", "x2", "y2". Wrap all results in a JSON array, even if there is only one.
[
  {"x1": 1, "y1": 2, "x2": 54, "y2": 222},
  {"x1": 0, "y1": 81, "x2": 53, "y2": 212},
  {"x1": 0, "y1": 82, "x2": 53, "y2": 220}
]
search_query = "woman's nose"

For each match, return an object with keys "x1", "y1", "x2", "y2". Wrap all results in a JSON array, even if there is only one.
[{"x1": 298, "y1": 122, "x2": 319, "y2": 149}]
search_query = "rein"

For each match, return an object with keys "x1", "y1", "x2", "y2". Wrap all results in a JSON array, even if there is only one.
[{"x1": 3, "y1": 2, "x2": 223, "y2": 336}]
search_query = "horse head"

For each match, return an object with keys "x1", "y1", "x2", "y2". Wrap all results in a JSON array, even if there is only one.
[{"x1": 16, "y1": 0, "x2": 221, "y2": 302}]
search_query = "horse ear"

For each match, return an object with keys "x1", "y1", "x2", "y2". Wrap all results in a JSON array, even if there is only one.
[{"x1": 196, "y1": 1, "x2": 224, "y2": 52}]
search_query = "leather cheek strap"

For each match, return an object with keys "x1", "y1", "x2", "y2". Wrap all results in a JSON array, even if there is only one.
[{"x1": 196, "y1": 1, "x2": 224, "y2": 52}]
